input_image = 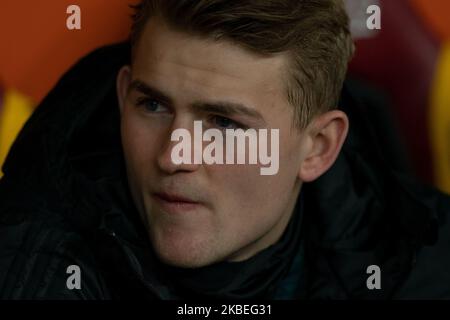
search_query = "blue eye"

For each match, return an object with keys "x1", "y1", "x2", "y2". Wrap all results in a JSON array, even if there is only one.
[
  {"x1": 136, "y1": 97, "x2": 168, "y2": 113},
  {"x1": 211, "y1": 115, "x2": 245, "y2": 130}
]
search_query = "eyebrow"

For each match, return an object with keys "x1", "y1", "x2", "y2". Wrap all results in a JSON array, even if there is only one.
[
  {"x1": 128, "y1": 79, "x2": 266, "y2": 124},
  {"x1": 128, "y1": 80, "x2": 173, "y2": 106},
  {"x1": 190, "y1": 102, "x2": 265, "y2": 124}
]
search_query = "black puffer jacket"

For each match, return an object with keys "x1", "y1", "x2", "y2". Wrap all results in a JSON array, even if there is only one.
[{"x1": 0, "y1": 43, "x2": 449, "y2": 299}]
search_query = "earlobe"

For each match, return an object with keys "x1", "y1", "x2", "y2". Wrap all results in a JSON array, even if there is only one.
[
  {"x1": 116, "y1": 65, "x2": 131, "y2": 115},
  {"x1": 298, "y1": 110, "x2": 349, "y2": 182}
]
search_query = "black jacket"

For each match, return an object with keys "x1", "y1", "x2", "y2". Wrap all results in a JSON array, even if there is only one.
[{"x1": 0, "y1": 43, "x2": 449, "y2": 300}]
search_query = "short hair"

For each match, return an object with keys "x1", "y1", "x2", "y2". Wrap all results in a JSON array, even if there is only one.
[{"x1": 130, "y1": 0, "x2": 354, "y2": 128}]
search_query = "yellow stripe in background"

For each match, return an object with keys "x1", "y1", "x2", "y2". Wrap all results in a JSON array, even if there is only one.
[
  {"x1": 0, "y1": 90, "x2": 34, "y2": 177},
  {"x1": 429, "y1": 43, "x2": 450, "y2": 195}
]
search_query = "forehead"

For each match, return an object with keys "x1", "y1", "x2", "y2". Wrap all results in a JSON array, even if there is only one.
[{"x1": 132, "y1": 17, "x2": 289, "y2": 102}]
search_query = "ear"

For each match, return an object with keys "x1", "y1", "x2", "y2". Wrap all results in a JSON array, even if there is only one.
[
  {"x1": 298, "y1": 110, "x2": 349, "y2": 182},
  {"x1": 116, "y1": 65, "x2": 131, "y2": 115}
]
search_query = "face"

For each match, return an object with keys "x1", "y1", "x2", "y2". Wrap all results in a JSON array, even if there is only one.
[{"x1": 117, "y1": 18, "x2": 329, "y2": 268}]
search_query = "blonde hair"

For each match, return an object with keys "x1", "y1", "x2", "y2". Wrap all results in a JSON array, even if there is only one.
[{"x1": 130, "y1": 0, "x2": 354, "y2": 128}]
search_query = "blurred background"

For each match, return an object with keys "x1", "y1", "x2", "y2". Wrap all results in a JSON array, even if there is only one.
[{"x1": 0, "y1": 0, "x2": 449, "y2": 194}]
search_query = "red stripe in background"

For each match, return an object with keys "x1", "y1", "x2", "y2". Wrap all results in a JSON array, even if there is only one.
[{"x1": 410, "y1": 0, "x2": 450, "y2": 42}]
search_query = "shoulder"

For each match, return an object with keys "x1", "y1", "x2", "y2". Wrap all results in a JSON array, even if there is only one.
[
  {"x1": 394, "y1": 191, "x2": 450, "y2": 299},
  {"x1": 0, "y1": 177, "x2": 110, "y2": 299}
]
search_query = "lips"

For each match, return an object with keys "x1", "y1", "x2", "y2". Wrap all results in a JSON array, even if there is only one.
[
  {"x1": 154, "y1": 192, "x2": 198, "y2": 203},
  {"x1": 152, "y1": 191, "x2": 202, "y2": 214}
]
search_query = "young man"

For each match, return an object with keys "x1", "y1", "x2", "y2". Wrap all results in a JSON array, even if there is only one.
[{"x1": 0, "y1": 0, "x2": 449, "y2": 299}]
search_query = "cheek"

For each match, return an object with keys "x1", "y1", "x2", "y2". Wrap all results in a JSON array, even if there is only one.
[
  {"x1": 211, "y1": 131, "x2": 302, "y2": 232},
  {"x1": 278, "y1": 128, "x2": 305, "y2": 177},
  {"x1": 121, "y1": 110, "x2": 161, "y2": 180},
  {"x1": 211, "y1": 165, "x2": 291, "y2": 229}
]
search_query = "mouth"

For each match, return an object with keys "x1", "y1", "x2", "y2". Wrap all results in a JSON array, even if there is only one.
[{"x1": 152, "y1": 192, "x2": 203, "y2": 214}]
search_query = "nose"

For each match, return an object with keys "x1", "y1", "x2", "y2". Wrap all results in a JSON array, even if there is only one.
[{"x1": 157, "y1": 118, "x2": 201, "y2": 175}]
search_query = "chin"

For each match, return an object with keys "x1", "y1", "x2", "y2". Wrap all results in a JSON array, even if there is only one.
[
  {"x1": 154, "y1": 244, "x2": 217, "y2": 268},
  {"x1": 158, "y1": 252, "x2": 209, "y2": 268},
  {"x1": 150, "y1": 228, "x2": 220, "y2": 268}
]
